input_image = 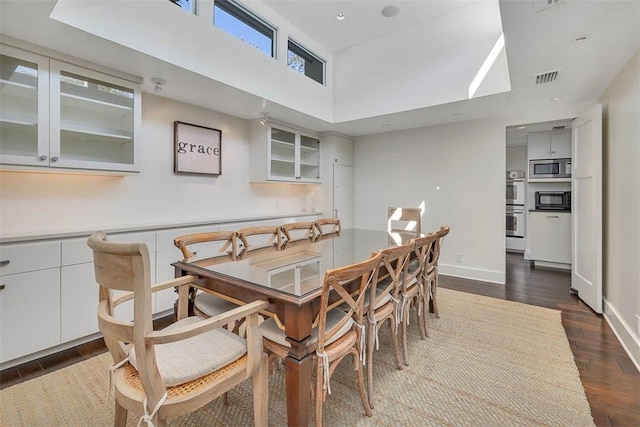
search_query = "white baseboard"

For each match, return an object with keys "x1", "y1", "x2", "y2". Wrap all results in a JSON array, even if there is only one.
[
  {"x1": 603, "y1": 298, "x2": 640, "y2": 372},
  {"x1": 439, "y1": 263, "x2": 505, "y2": 285}
]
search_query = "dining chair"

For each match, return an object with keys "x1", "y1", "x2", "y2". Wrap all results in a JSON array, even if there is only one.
[
  {"x1": 280, "y1": 221, "x2": 315, "y2": 245},
  {"x1": 410, "y1": 232, "x2": 438, "y2": 338},
  {"x1": 87, "y1": 231, "x2": 269, "y2": 427},
  {"x1": 365, "y1": 242, "x2": 411, "y2": 407},
  {"x1": 392, "y1": 233, "x2": 435, "y2": 366},
  {"x1": 427, "y1": 225, "x2": 450, "y2": 318},
  {"x1": 313, "y1": 218, "x2": 341, "y2": 236},
  {"x1": 173, "y1": 232, "x2": 242, "y2": 330},
  {"x1": 237, "y1": 225, "x2": 283, "y2": 253},
  {"x1": 387, "y1": 207, "x2": 422, "y2": 237},
  {"x1": 259, "y1": 251, "x2": 382, "y2": 426}
]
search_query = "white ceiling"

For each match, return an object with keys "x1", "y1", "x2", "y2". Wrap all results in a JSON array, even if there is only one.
[
  {"x1": 262, "y1": 0, "x2": 478, "y2": 53},
  {"x1": 0, "y1": 0, "x2": 638, "y2": 137}
]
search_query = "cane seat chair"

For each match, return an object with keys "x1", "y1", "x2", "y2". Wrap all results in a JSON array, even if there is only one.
[
  {"x1": 365, "y1": 243, "x2": 412, "y2": 407},
  {"x1": 313, "y1": 218, "x2": 341, "y2": 237},
  {"x1": 174, "y1": 232, "x2": 241, "y2": 326},
  {"x1": 237, "y1": 226, "x2": 283, "y2": 253},
  {"x1": 259, "y1": 251, "x2": 382, "y2": 426},
  {"x1": 387, "y1": 207, "x2": 421, "y2": 238},
  {"x1": 87, "y1": 232, "x2": 269, "y2": 427},
  {"x1": 427, "y1": 226, "x2": 450, "y2": 318}
]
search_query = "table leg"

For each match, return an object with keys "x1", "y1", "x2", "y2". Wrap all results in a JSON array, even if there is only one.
[
  {"x1": 285, "y1": 353, "x2": 313, "y2": 426},
  {"x1": 282, "y1": 302, "x2": 314, "y2": 426}
]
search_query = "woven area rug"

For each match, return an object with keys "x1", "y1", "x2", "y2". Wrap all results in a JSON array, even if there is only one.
[{"x1": 0, "y1": 288, "x2": 594, "y2": 426}]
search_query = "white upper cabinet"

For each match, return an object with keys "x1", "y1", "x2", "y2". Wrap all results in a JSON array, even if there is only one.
[
  {"x1": 0, "y1": 45, "x2": 141, "y2": 173},
  {"x1": 251, "y1": 122, "x2": 321, "y2": 183},
  {"x1": 527, "y1": 130, "x2": 571, "y2": 160}
]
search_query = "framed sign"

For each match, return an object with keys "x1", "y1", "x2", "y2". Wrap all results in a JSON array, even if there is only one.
[{"x1": 174, "y1": 121, "x2": 222, "y2": 175}]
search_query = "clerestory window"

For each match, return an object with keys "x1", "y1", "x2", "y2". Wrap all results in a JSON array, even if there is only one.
[
  {"x1": 287, "y1": 39, "x2": 325, "y2": 85},
  {"x1": 214, "y1": 0, "x2": 276, "y2": 58}
]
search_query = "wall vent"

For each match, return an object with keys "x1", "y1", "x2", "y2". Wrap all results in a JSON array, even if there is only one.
[
  {"x1": 535, "y1": 70, "x2": 559, "y2": 85},
  {"x1": 552, "y1": 126, "x2": 566, "y2": 131}
]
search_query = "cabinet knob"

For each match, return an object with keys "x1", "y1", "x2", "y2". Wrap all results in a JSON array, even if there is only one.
[
  {"x1": 0, "y1": 284, "x2": 5, "y2": 291},
  {"x1": 51, "y1": 156, "x2": 59, "y2": 162},
  {"x1": 39, "y1": 155, "x2": 48, "y2": 161},
  {"x1": 0, "y1": 260, "x2": 9, "y2": 267}
]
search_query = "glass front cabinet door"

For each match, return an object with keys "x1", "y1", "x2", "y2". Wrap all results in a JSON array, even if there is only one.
[
  {"x1": 267, "y1": 125, "x2": 320, "y2": 183},
  {"x1": 0, "y1": 45, "x2": 141, "y2": 172}
]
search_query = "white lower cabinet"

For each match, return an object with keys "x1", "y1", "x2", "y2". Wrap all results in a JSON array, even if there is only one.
[
  {"x1": 61, "y1": 263, "x2": 98, "y2": 342},
  {"x1": 0, "y1": 269, "x2": 61, "y2": 363},
  {"x1": 529, "y1": 211, "x2": 571, "y2": 264}
]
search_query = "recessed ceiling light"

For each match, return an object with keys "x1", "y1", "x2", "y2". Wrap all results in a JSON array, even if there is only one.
[
  {"x1": 517, "y1": 126, "x2": 526, "y2": 129},
  {"x1": 381, "y1": 5, "x2": 400, "y2": 18},
  {"x1": 381, "y1": 124, "x2": 390, "y2": 128},
  {"x1": 336, "y1": 13, "x2": 345, "y2": 21},
  {"x1": 551, "y1": 97, "x2": 562, "y2": 101}
]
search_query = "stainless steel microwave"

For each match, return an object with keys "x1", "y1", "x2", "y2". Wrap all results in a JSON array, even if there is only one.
[{"x1": 529, "y1": 158, "x2": 571, "y2": 179}]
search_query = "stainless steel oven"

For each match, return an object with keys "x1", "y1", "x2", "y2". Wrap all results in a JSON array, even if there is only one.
[
  {"x1": 506, "y1": 170, "x2": 526, "y2": 205},
  {"x1": 506, "y1": 205, "x2": 525, "y2": 238}
]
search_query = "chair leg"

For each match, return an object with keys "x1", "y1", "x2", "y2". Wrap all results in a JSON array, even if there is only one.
[
  {"x1": 416, "y1": 294, "x2": 427, "y2": 340},
  {"x1": 401, "y1": 304, "x2": 410, "y2": 366},
  {"x1": 114, "y1": 400, "x2": 127, "y2": 427},
  {"x1": 253, "y1": 353, "x2": 269, "y2": 427},
  {"x1": 366, "y1": 321, "x2": 376, "y2": 409},
  {"x1": 389, "y1": 316, "x2": 403, "y2": 370},
  {"x1": 432, "y1": 276, "x2": 440, "y2": 318},
  {"x1": 354, "y1": 352, "x2": 372, "y2": 417},
  {"x1": 314, "y1": 357, "x2": 324, "y2": 427}
]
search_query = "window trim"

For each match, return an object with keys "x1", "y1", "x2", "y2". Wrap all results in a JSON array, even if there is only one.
[
  {"x1": 287, "y1": 38, "x2": 326, "y2": 85},
  {"x1": 214, "y1": 0, "x2": 277, "y2": 58}
]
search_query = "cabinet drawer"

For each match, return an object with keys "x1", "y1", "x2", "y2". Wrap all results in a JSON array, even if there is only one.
[
  {"x1": 62, "y1": 231, "x2": 156, "y2": 265},
  {"x1": 0, "y1": 241, "x2": 61, "y2": 276}
]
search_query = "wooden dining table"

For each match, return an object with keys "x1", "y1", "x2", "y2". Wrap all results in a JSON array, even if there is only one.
[{"x1": 172, "y1": 228, "x2": 417, "y2": 426}]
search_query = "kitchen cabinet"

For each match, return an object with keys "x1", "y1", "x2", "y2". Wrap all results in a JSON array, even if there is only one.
[
  {"x1": 0, "y1": 44, "x2": 141, "y2": 173},
  {"x1": 250, "y1": 122, "x2": 321, "y2": 183},
  {"x1": 527, "y1": 130, "x2": 571, "y2": 159},
  {"x1": 0, "y1": 241, "x2": 62, "y2": 363},
  {"x1": 529, "y1": 211, "x2": 571, "y2": 265}
]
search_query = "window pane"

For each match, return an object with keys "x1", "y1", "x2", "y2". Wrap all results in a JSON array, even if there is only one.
[
  {"x1": 287, "y1": 40, "x2": 324, "y2": 85},
  {"x1": 214, "y1": 0, "x2": 274, "y2": 57},
  {"x1": 169, "y1": 0, "x2": 193, "y2": 13}
]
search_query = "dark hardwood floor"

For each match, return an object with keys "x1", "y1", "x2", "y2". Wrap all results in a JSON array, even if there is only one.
[{"x1": 1, "y1": 252, "x2": 638, "y2": 426}]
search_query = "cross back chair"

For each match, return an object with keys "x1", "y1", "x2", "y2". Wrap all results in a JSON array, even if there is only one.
[
  {"x1": 280, "y1": 221, "x2": 315, "y2": 246},
  {"x1": 365, "y1": 242, "x2": 412, "y2": 407},
  {"x1": 387, "y1": 207, "x2": 422, "y2": 237},
  {"x1": 313, "y1": 218, "x2": 341, "y2": 237},
  {"x1": 427, "y1": 225, "x2": 450, "y2": 318},
  {"x1": 88, "y1": 232, "x2": 269, "y2": 427},
  {"x1": 258, "y1": 251, "x2": 381, "y2": 426},
  {"x1": 410, "y1": 232, "x2": 438, "y2": 337},
  {"x1": 237, "y1": 225, "x2": 283, "y2": 254},
  {"x1": 173, "y1": 231, "x2": 242, "y2": 328}
]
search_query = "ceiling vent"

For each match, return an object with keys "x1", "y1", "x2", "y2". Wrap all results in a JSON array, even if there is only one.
[
  {"x1": 535, "y1": 70, "x2": 559, "y2": 85},
  {"x1": 552, "y1": 126, "x2": 566, "y2": 131}
]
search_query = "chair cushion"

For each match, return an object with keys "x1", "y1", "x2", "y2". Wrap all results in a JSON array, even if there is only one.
[
  {"x1": 129, "y1": 316, "x2": 247, "y2": 386},
  {"x1": 260, "y1": 309, "x2": 353, "y2": 348},
  {"x1": 194, "y1": 292, "x2": 239, "y2": 317}
]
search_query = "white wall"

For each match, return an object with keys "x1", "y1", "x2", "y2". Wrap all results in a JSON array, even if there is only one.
[
  {"x1": 599, "y1": 50, "x2": 640, "y2": 367},
  {"x1": 0, "y1": 94, "x2": 313, "y2": 237},
  {"x1": 353, "y1": 118, "x2": 507, "y2": 284}
]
